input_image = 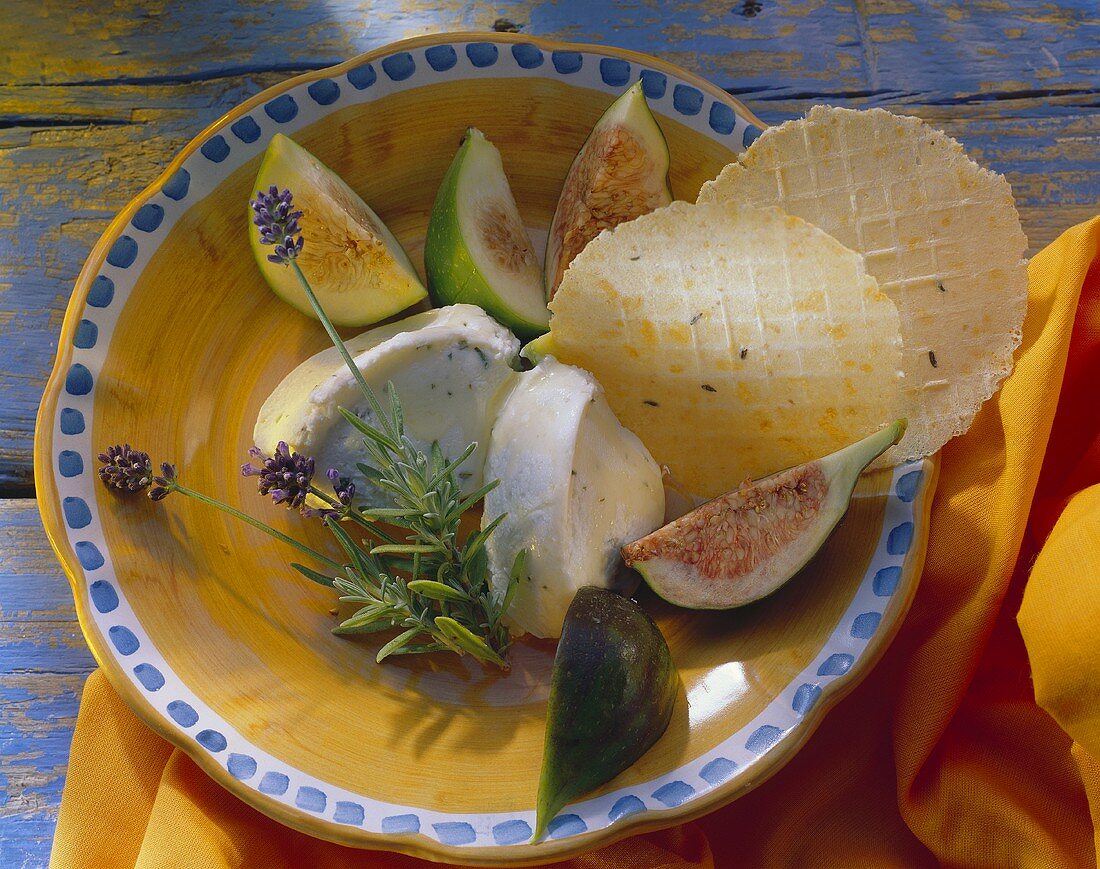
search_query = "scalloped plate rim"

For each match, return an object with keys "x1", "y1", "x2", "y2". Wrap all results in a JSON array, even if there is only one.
[{"x1": 33, "y1": 32, "x2": 935, "y2": 866}]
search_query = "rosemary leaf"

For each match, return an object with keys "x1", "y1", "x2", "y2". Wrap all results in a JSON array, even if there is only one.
[
  {"x1": 434, "y1": 617, "x2": 507, "y2": 668},
  {"x1": 407, "y1": 579, "x2": 469, "y2": 603},
  {"x1": 291, "y1": 563, "x2": 337, "y2": 588},
  {"x1": 426, "y1": 441, "x2": 478, "y2": 491},
  {"x1": 386, "y1": 382, "x2": 405, "y2": 435},
  {"x1": 371, "y1": 543, "x2": 438, "y2": 556},
  {"x1": 356, "y1": 507, "x2": 414, "y2": 520},
  {"x1": 456, "y1": 479, "x2": 501, "y2": 514},
  {"x1": 325, "y1": 518, "x2": 383, "y2": 582},
  {"x1": 463, "y1": 513, "x2": 507, "y2": 563},
  {"x1": 388, "y1": 642, "x2": 448, "y2": 656},
  {"x1": 503, "y1": 549, "x2": 527, "y2": 616},
  {"x1": 338, "y1": 407, "x2": 402, "y2": 452},
  {"x1": 340, "y1": 604, "x2": 400, "y2": 629},
  {"x1": 376, "y1": 627, "x2": 422, "y2": 663}
]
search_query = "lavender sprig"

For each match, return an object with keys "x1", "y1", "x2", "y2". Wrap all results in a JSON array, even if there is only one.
[
  {"x1": 98, "y1": 446, "x2": 343, "y2": 573},
  {"x1": 250, "y1": 186, "x2": 303, "y2": 264},
  {"x1": 241, "y1": 442, "x2": 314, "y2": 510},
  {"x1": 239, "y1": 446, "x2": 358, "y2": 520},
  {"x1": 97, "y1": 444, "x2": 154, "y2": 493},
  {"x1": 149, "y1": 462, "x2": 176, "y2": 502},
  {"x1": 327, "y1": 468, "x2": 356, "y2": 507}
]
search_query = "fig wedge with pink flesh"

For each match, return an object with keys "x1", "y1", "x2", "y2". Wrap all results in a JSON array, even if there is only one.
[
  {"x1": 622, "y1": 419, "x2": 906, "y2": 609},
  {"x1": 544, "y1": 80, "x2": 671, "y2": 299}
]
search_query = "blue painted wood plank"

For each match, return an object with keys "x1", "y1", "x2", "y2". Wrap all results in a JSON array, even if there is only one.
[
  {"x1": 0, "y1": 673, "x2": 86, "y2": 869},
  {"x1": 0, "y1": 500, "x2": 95, "y2": 866},
  {"x1": 5, "y1": 1, "x2": 1097, "y2": 98}
]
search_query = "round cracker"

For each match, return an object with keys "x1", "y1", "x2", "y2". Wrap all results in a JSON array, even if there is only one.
[
  {"x1": 698, "y1": 105, "x2": 1028, "y2": 461},
  {"x1": 547, "y1": 199, "x2": 903, "y2": 499}
]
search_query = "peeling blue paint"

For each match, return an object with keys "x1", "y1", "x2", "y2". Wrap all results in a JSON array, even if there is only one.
[{"x1": 25, "y1": 693, "x2": 80, "y2": 723}]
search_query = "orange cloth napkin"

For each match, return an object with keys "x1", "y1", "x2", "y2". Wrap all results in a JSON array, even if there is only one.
[{"x1": 50, "y1": 218, "x2": 1100, "y2": 868}]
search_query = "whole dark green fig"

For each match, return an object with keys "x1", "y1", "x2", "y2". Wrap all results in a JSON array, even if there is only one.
[{"x1": 533, "y1": 586, "x2": 677, "y2": 842}]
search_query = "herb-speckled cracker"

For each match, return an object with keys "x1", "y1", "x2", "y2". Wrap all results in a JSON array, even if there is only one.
[
  {"x1": 546, "y1": 200, "x2": 903, "y2": 499},
  {"x1": 698, "y1": 106, "x2": 1028, "y2": 461}
]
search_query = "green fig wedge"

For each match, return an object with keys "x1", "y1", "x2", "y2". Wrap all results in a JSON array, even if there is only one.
[
  {"x1": 544, "y1": 80, "x2": 673, "y2": 299},
  {"x1": 533, "y1": 586, "x2": 677, "y2": 842},
  {"x1": 251, "y1": 133, "x2": 426, "y2": 327},
  {"x1": 424, "y1": 128, "x2": 549, "y2": 339},
  {"x1": 519, "y1": 331, "x2": 556, "y2": 366},
  {"x1": 622, "y1": 419, "x2": 907, "y2": 609}
]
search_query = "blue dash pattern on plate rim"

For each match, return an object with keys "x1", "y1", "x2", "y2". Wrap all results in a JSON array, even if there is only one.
[{"x1": 50, "y1": 37, "x2": 920, "y2": 849}]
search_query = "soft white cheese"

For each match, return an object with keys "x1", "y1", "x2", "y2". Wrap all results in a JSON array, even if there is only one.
[
  {"x1": 483, "y1": 357, "x2": 665, "y2": 639},
  {"x1": 254, "y1": 305, "x2": 520, "y2": 505}
]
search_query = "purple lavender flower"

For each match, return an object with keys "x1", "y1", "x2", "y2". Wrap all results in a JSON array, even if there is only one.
[
  {"x1": 327, "y1": 468, "x2": 356, "y2": 506},
  {"x1": 249, "y1": 186, "x2": 304, "y2": 265},
  {"x1": 242, "y1": 442, "x2": 315, "y2": 511},
  {"x1": 299, "y1": 469, "x2": 355, "y2": 519},
  {"x1": 97, "y1": 444, "x2": 153, "y2": 493},
  {"x1": 149, "y1": 463, "x2": 177, "y2": 502}
]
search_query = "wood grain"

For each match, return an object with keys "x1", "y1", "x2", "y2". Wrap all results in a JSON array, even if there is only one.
[
  {"x1": 3, "y1": 1, "x2": 1098, "y2": 863},
  {"x1": 0, "y1": 500, "x2": 96, "y2": 869}
]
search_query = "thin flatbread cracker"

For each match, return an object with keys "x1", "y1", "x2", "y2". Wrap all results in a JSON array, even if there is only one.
[
  {"x1": 698, "y1": 105, "x2": 1028, "y2": 460},
  {"x1": 546, "y1": 199, "x2": 903, "y2": 499}
]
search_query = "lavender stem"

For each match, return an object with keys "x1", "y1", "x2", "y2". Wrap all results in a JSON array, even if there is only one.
[
  {"x1": 171, "y1": 482, "x2": 343, "y2": 574},
  {"x1": 289, "y1": 260, "x2": 395, "y2": 440}
]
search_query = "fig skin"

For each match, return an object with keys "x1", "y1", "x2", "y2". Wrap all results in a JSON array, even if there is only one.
[{"x1": 533, "y1": 586, "x2": 677, "y2": 842}]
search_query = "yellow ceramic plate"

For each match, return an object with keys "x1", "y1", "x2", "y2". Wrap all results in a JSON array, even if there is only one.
[{"x1": 34, "y1": 33, "x2": 937, "y2": 866}]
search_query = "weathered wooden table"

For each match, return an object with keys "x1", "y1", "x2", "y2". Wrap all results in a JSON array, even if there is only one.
[{"x1": 2, "y1": 2, "x2": 1097, "y2": 865}]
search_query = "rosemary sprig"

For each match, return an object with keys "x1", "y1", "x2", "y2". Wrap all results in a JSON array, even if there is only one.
[
  {"x1": 99, "y1": 430, "x2": 522, "y2": 666},
  {"x1": 305, "y1": 386, "x2": 524, "y2": 667}
]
